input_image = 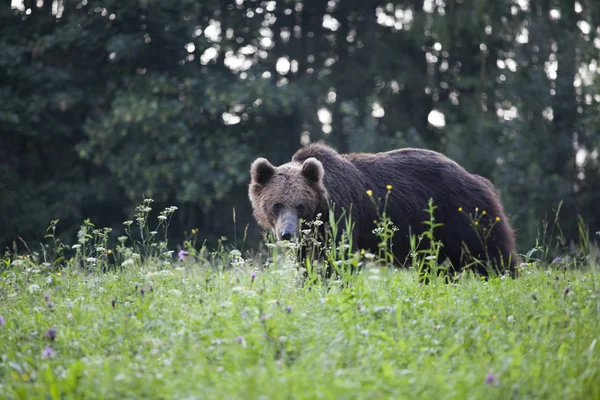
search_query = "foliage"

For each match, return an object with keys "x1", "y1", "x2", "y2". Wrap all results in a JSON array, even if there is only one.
[
  {"x1": 1, "y1": 191, "x2": 599, "y2": 398},
  {"x1": 1, "y1": 0, "x2": 600, "y2": 257},
  {"x1": 1, "y1": 245, "x2": 600, "y2": 398}
]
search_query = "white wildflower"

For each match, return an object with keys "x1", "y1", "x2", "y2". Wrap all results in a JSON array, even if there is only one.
[{"x1": 28, "y1": 284, "x2": 41, "y2": 293}]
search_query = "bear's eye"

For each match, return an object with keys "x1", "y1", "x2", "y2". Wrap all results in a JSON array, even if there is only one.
[
  {"x1": 272, "y1": 203, "x2": 283, "y2": 214},
  {"x1": 296, "y1": 204, "x2": 305, "y2": 215}
]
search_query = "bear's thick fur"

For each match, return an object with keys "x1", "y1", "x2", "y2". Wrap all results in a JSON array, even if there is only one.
[{"x1": 249, "y1": 143, "x2": 517, "y2": 275}]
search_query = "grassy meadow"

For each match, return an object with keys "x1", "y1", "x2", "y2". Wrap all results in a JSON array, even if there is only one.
[{"x1": 1, "y1": 201, "x2": 599, "y2": 399}]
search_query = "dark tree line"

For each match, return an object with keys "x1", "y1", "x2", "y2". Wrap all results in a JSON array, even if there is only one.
[{"x1": 1, "y1": 0, "x2": 599, "y2": 257}]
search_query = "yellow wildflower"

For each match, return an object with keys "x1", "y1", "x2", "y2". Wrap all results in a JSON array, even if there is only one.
[
  {"x1": 482, "y1": 210, "x2": 487, "y2": 215},
  {"x1": 474, "y1": 221, "x2": 479, "y2": 226},
  {"x1": 458, "y1": 207, "x2": 463, "y2": 212},
  {"x1": 386, "y1": 184, "x2": 392, "y2": 190},
  {"x1": 192, "y1": 228, "x2": 198, "y2": 235},
  {"x1": 366, "y1": 190, "x2": 373, "y2": 197},
  {"x1": 495, "y1": 216, "x2": 501, "y2": 222},
  {"x1": 107, "y1": 249, "x2": 113, "y2": 255},
  {"x1": 361, "y1": 249, "x2": 366, "y2": 255},
  {"x1": 57, "y1": 272, "x2": 62, "y2": 277}
]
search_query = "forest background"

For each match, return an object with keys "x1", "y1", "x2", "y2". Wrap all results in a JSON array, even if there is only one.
[{"x1": 1, "y1": 0, "x2": 599, "y2": 257}]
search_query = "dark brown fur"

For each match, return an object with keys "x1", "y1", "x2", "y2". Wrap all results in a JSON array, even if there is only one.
[{"x1": 249, "y1": 143, "x2": 517, "y2": 276}]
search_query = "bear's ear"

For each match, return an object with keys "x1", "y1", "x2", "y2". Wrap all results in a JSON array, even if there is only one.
[
  {"x1": 301, "y1": 158, "x2": 324, "y2": 184},
  {"x1": 251, "y1": 158, "x2": 276, "y2": 185}
]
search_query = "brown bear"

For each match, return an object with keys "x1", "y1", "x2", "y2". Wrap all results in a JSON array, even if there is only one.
[{"x1": 248, "y1": 142, "x2": 517, "y2": 276}]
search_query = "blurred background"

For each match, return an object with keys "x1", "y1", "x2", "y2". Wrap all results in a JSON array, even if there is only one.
[{"x1": 1, "y1": 0, "x2": 599, "y2": 257}]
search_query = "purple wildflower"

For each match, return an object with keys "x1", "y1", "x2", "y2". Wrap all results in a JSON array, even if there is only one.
[
  {"x1": 485, "y1": 373, "x2": 498, "y2": 385},
  {"x1": 0, "y1": 316, "x2": 5, "y2": 326},
  {"x1": 42, "y1": 347, "x2": 54, "y2": 357},
  {"x1": 140, "y1": 288, "x2": 145, "y2": 296},
  {"x1": 135, "y1": 282, "x2": 139, "y2": 290},
  {"x1": 285, "y1": 305, "x2": 293, "y2": 314},
  {"x1": 44, "y1": 327, "x2": 56, "y2": 341},
  {"x1": 251, "y1": 272, "x2": 256, "y2": 282},
  {"x1": 236, "y1": 336, "x2": 245, "y2": 344},
  {"x1": 43, "y1": 293, "x2": 50, "y2": 301},
  {"x1": 564, "y1": 287, "x2": 571, "y2": 295},
  {"x1": 260, "y1": 314, "x2": 271, "y2": 323},
  {"x1": 178, "y1": 250, "x2": 188, "y2": 261},
  {"x1": 46, "y1": 300, "x2": 54, "y2": 308},
  {"x1": 552, "y1": 257, "x2": 562, "y2": 264}
]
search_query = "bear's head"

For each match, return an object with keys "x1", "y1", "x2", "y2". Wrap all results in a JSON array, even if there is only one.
[{"x1": 248, "y1": 157, "x2": 328, "y2": 241}]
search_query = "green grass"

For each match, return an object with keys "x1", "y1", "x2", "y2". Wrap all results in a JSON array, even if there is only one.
[{"x1": 1, "y1": 256, "x2": 599, "y2": 399}]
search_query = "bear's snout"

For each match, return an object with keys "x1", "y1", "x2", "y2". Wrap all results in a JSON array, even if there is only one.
[{"x1": 275, "y1": 209, "x2": 299, "y2": 241}]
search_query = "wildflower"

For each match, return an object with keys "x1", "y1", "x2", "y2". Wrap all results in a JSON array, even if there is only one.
[
  {"x1": 564, "y1": 287, "x2": 570, "y2": 295},
  {"x1": 135, "y1": 282, "x2": 139, "y2": 290},
  {"x1": 57, "y1": 272, "x2": 62, "y2": 277},
  {"x1": 492, "y1": 315, "x2": 497, "y2": 319},
  {"x1": 107, "y1": 249, "x2": 113, "y2": 255},
  {"x1": 482, "y1": 210, "x2": 487, "y2": 215},
  {"x1": 458, "y1": 207, "x2": 463, "y2": 212},
  {"x1": 43, "y1": 293, "x2": 50, "y2": 301},
  {"x1": 485, "y1": 373, "x2": 498, "y2": 385},
  {"x1": 474, "y1": 221, "x2": 479, "y2": 226},
  {"x1": 366, "y1": 190, "x2": 373, "y2": 197},
  {"x1": 386, "y1": 184, "x2": 392, "y2": 190},
  {"x1": 192, "y1": 229, "x2": 198, "y2": 235},
  {"x1": 0, "y1": 316, "x2": 5, "y2": 326},
  {"x1": 495, "y1": 216, "x2": 501, "y2": 222},
  {"x1": 157, "y1": 215, "x2": 168, "y2": 221},
  {"x1": 552, "y1": 257, "x2": 562, "y2": 264},
  {"x1": 44, "y1": 327, "x2": 56, "y2": 341},
  {"x1": 251, "y1": 272, "x2": 256, "y2": 282},
  {"x1": 178, "y1": 250, "x2": 188, "y2": 261},
  {"x1": 46, "y1": 301, "x2": 55, "y2": 308},
  {"x1": 140, "y1": 288, "x2": 145, "y2": 296},
  {"x1": 41, "y1": 347, "x2": 54, "y2": 357},
  {"x1": 286, "y1": 305, "x2": 292, "y2": 314}
]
